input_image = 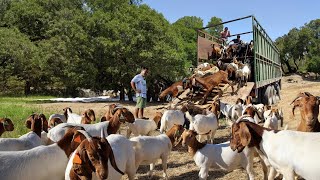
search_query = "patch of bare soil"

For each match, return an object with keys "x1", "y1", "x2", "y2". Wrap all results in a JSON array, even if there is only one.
[{"x1": 36, "y1": 74, "x2": 320, "y2": 180}]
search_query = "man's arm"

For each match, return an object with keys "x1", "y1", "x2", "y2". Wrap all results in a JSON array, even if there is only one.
[{"x1": 131, "y1": 81, "x2": 141, "y2": 93}]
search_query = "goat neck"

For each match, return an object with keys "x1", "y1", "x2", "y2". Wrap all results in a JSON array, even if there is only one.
[
  {"x1": 57, "y1": 129, "x2": 86, "y2": 157},
  {"x1": 165, "y1": 124, "x2": 184, "y2": 145},
  {"x1": 153, "y1": 112, "x2": 162, "y2": 127},
  {"x1": 107, "y1": 108, "x2": 125, "y2": 135}
]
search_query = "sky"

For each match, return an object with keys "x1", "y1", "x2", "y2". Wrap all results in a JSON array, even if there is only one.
[{"x1": 143, "y1": 0, "x2": 320, "y2": 42}]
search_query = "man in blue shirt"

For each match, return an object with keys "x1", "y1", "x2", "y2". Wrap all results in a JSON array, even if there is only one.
[{"x1": 131, "y1": 66, "x2": 149, "y2": 119}]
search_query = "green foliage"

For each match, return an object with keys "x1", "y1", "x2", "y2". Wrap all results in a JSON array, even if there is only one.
[
  {"x1": 206, "y1": 16, "x2": 223, "y2": 37},
  {"x1": 172, "y1": 16, "x2": 203, "y2": 67},
  {"x1": 275, "y1": 19, "x2": 320, "y2": 74}
]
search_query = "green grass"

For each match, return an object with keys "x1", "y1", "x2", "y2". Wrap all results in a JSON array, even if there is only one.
[{"x1": 0, "y1": 96, "x2": 55, "y2": 138}]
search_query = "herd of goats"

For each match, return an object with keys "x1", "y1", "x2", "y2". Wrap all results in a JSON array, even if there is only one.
[
  {"x1": 0, "y1": 88, "x2": 319, "y2": 179},
  {"x1": 158, "y1": 57, "x2": 253, "y2": 106}
]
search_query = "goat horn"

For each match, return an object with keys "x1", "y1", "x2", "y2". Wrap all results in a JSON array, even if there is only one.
[
  {"x1": 290, "y1": 95, "x2": 304, "y2": 105},
  {"x1": 303, "y1": 92, "x2": 313, "y2": 97},
  {"x1": 236, "y1": 115, "x2": 252, "y2": 123}
]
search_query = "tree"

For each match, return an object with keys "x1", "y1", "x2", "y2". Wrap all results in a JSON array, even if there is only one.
[
  {"x1": 206, "y1": 16, "x2": 223, "y2": 37},
  {"x1": 0, "y1": 28, "x2": 39, "y2": 95},
  {"x1": 172, "y1": 16, "x2": 203, "y2": 67}
]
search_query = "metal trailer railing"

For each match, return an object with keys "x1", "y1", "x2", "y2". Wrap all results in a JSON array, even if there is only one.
[{"x1": 197, "y1": 15, "x2": 281, "y2": 90}]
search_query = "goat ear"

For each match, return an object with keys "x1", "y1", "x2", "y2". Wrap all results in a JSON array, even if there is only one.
[
  {"x1": 25, "y1": 114, "x2": 35, "y2": 129},
  {"x1": 73, "y1": 152, "x2": 83, "y2": 164},
  {"x1": 40, "y1": 114, "x2": 48, "y2": 133},
  {"x1": 239, "y1": 122, "x2": 251, "y2": 147},
  {"x1": 72, "y1": 132, "x2": 86, "y2": 144}
]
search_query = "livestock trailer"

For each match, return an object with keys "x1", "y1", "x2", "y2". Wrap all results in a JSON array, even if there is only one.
[{"x1": 197, "y1": 15, "x2": 281, "y2": 105}]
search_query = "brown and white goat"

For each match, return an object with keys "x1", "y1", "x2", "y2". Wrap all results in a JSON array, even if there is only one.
[
  {"x1": 181, "y1": 128, "x2": 256, "y2": 180},
  {"x1": 291, "y1": 92, "x2": 320, "y2": 132},
  {"x1": 100, "y1": 104, "x2": 118, "y2": 122},
  {"x1": 68, "y1": 137, "x2": 123, "y2": 180},
  {"x1": 192, "y1": 70, "x2": 235, "y2": 104},
  {"x1": 48, "y1": 107, "x2": 135, "y2": 143},
  {"x1": 130, "y1": 124, "x2": 184, "y2": 179},
  {"x1": 49, "y1": 117, "x2": 64, "y2": 128},
  {"x1": 0, "y1": 118, "x2": 14, "y2": 137},
  {"x1": 0, "y1": 114, "x2": 50, "y2": 151},
  {"x1": 126, "y1": 112, "x2": 163, "y2": 138},
  {"x1": 159, "y1": 81, "x2": 185, "y2": 101},
  {"x1": 231, "y1": 120, "x2": 320, "y2": 180},
  {"x1": 25, "y1": 113, "x2": 49, "y2": 136}
]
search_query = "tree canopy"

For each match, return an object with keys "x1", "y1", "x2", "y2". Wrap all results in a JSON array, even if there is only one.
[{"x1": 1, "y1": 0, "x2": 319, "y2": 98}]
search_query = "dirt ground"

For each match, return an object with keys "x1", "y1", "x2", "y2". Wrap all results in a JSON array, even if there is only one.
[{"x1": 37, "y1": 74, "x2": 320, "y2": 180}]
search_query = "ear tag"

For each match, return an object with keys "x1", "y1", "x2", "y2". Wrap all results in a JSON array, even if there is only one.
[
  {"x1": 73, "y1": 153, "x2": 82, "y2": 164},
  {"x1": 74, "y1": 135, "x2": 82, "y2": 143}
]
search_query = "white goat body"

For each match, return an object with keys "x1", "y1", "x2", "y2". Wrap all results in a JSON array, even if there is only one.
[
  {"x1": 0, "y1": 131, "x2": 47, "y2": 151},
  {"x1": 159, "y1": 110, "x2": 185, "y2": 133},
  {"x1": 194, "y1": 142, "x2": 255, "y2": 180},
  {"x1": 185, "y1": 111, "x2": 218, "y2": 143},
  {"x1": 220, "y1": 101, "x2": 243, "y2": 122},
  {"x1": 66, "y1": 109, "x2": 82, "y2": 124},
  {"x1": 0, "y1": 143, "x2": 68, "y2": 180},
  {"x1": 126, "y1": 119, "x2": 157, "y2": 138},
  {"x1": 48, "y1": 122, "x2": 109, "y2": 142},
  {"x1": 130, "y1": 134, "x2": 172, "y2": 179},
  {"x1": 258, "y1": 130, "x2": 320, "y2": 180}
]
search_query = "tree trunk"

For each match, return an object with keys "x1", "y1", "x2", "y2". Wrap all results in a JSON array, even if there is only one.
[
  {"x1": 293, "y1": 59, "x2": 299, "y2": 71},
  {"x1": 127, "y1": 89, "x2": 133, "y2": 101},
  {"x1": 284, "y1": 61, "x2": 293, "y2": 73},
  {"x1": 119, "y1": 86, "x2": 125, "y2": 101},
  {"x1": 24, "y1": 80, "x2": 31, "y2": 97},
  {"x1": 280, "y1": 64, "x2": 286, "y2": 74}
]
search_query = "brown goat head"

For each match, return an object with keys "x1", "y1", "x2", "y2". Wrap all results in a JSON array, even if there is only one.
[
  {"x1": 49, "y1": 118, "x2": 64, "y2": 128},
  {"x1": 71, "y1": 137, "x2": 124, "y2": 180},
  {"x1": 63, "y1": 107, "x2": 72, "y2": 120},
  {"x1": 113, "y1": 107, "x2": 135, "y2": 123},
  {"x1": 0, "y1": 118, "x2": 14, "y2": 132},
  {"x1": 230, "y1": 121, "x2": 252, "y2": 153},
  {"x1": 25, "y1": 113, "x2": 48, "y2": 133},
  {"x1": 181, "y1": 129, "x2": 197, "y2": 147}
]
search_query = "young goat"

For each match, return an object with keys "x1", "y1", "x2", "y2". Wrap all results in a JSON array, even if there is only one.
[
  {"x1": 0, "y1": 128, "x2": 87, "y2": 180},
  {"x1": 0, "y1": 114, "x2": 48, "y2": 151},
  {"x1": 126, "y1": 112, "x2": 162, "y2": 138},
  {"x1": 130, "y1": 124, "x2": 184, "y2": 179},
  {"x1": 159, "y1": 110, "x2": 185, "y2": 133},
  {"x1": 191, "y1": 70, "x2": 235, "y2": 105},
  {"x1": 0, "y1": 118, "x2": 14, "y2": 137},
  {"x1": 263, "y1": 108, "x2": 283, "y2": 130},
  {"x1": 185, "y1": 110, "x2": 218, "y2": 143},
  {"x1": 231, "y1": 120, "x2": 320, "y2": 180},
  {"x1": 48, "y1": 107, "x2": 70, "y2": 125},
  {"x1": 66, "y1": 108, "x2": 96, "y2": 124},
  {"x1": 181, "y1": 129, "x2": 255, "y2": 180},
  {"x1": 48, "y1": 107, "x2": 135, "y2": 142}
]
